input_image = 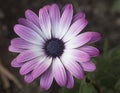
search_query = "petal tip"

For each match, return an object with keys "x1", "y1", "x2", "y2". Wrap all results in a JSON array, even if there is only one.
[
  {"x1": 19, "y1": 69, "x2": 24, "y2": 75},
  {"x1": 24, "y1": 75, "x2": 34, "y2": 84},
  {"x1": 92, "y1": 32, "x2": 102, "y2": 42},
  {"x1": 66, "y1": 85, "x2": 74, "y2": 89},
  {"x1": 97, "y1": 33, "x2": 102, "y2": 41},
  {"x1": 80, "y1": 12, "x2": 85, "y2": 17},
  {"x1": 8, "y1": 46, "x2": 12, "y2": 52},
  {"x1": 66, "y1": 4, "x2": 73, "y2": 9},
  {"x1": 40, "y1": 85, "x2": 50, "y2": 91},
  {"x1": 51, "y1": 3, "x2": 58, "y2": 6},
  {"x1": 11, "y1": 58, "x2": 22, "y2": 67},
  {"x1": 13, "y1": 24, "x2": 20, "y2": 32},
  {"x1": 25, "y1": 9, "x2": 32, "y2": 14},
  {"x1": 11, "y1": 60, "x2": 16, "y2": 67},
  {"x1": 18, "y1": 18, "x2": 25, "y2": 23}
]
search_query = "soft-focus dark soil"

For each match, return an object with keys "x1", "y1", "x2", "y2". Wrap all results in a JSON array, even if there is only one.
[{"x1": 0, "y1": 0, "x2": 120, "y2": 93}]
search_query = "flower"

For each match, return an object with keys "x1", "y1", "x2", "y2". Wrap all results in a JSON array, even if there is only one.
[{"x1": 9, "y1": 4, "x2": 101, "y2": 90}]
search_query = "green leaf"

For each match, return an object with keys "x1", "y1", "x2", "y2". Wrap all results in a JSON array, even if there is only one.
[
  {"x1": 115, "y1": 79, "x2": 120, "y2": 90},
  {"x1": 108, "y1": 46, "x2": 120, "y2": 60},
  {"x1": 79, "y1": 79, "x2": 97, "y2": 93}
]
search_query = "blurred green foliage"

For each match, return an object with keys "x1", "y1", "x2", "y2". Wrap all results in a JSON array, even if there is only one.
[{"x1": 113, "y1": 0, "x2": 120, "y2": 13}]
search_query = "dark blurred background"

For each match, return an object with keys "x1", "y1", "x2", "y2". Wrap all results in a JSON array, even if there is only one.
[{"x1": 0, "y1": 0, "x2": 120, "y2": 93}]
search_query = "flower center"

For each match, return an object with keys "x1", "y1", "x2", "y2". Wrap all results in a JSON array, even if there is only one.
[{"x1": 44, "y1": 38, "x2": 65, "y2": 58}]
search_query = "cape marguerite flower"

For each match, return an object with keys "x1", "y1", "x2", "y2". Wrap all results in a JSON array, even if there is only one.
[{"x1": 9, "y1": 4, "x2": 101, "y2": 90}]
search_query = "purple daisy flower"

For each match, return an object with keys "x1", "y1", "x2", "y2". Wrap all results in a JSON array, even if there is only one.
[{"x1": 9, "y1": 4, "x2": 101, "y2": 90}]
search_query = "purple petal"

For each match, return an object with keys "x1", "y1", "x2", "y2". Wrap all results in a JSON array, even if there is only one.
[
  {"x1": 72, "y1": 12, "x2": 85, "y2": 22},
  {"x1": 24, "y1": 73, "x2": 34, "y2": 83},
  {"x1": 39, "y1": 6, "x2": 51, "y2": 39},
  {"x1": 18, "y1": 18, "x2": 46, "y2": 39},
  {"x1": 63, "y1": 18, "x2": 88, "y2": 42},
  {"x1": 18, "y1": 18, "x2": 39, "y2": 31},
  {"x1": 11, "y1": 58, "x2": 23, "y2": 67},
  {"x1": 9, "y1": 45, "x2": 25, "y2": 53},
  {"x1": 11, "y1": 38, "x2": 40, "y2": 50},
  {"x1": 79, "y1": 45, "x2": 100, "y2": 57},
  {"x1": 57, "y1": 4, "x2": 73, "y2": 38},
  {"x1": 14, "y1": 24, "x2": 44, "y2": 45},
  {"x1": 16, "y1": 50, "x2": 44, "y2": 63},
  {"x1": 88, "y1": 32, "x2": 101, "y2": 43},
  {"x1": 25, "y1": 9, "x2": 39, "y2": 27},
  {"x1": 19, "y1": 57, "x2": 43, "y2": 75},
  {"x1": 32, "y1": 57, "x2": 52, "y2": 79},
  {"x1": 49, "y1": 4, "x2": 60, "y2": 37},
  {"x1": 65, "y1": 32, "x2": 93, "y2": 49},
  {"x1": 61, "y1": 54, "x2": 84, "y2": 80},
  {"x1": 64, "y1": 49, "x2": 90, "y2": 62},
  {"x1": 40, "y1": 67, "x2": 53, "y2": 90},
  {"x1": 80, "y1": 61, "x2": 96, "y2": 72},
  {"x1": 53, "y1": 58, "x2": 67, "y2": 87},
  {"x1": 66, "y1": 70, "x2": 74, "y2": 89}
]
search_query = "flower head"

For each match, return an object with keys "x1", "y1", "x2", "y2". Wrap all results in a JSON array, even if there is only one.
[{"x1": 9, "y1": 4, "x2": 101, "y2": 90}]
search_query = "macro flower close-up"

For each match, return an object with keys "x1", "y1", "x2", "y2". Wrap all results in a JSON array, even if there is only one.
[{"x1": 9, "y1": 4, "x2": 101, "y2": 90}]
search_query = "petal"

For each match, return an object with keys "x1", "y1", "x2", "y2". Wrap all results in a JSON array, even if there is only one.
[
  {"x1": 88, "y1": 32, "x2": 101, "y2": 43},
  {"x1": 66, "y1": 70, "x2": 74, "y2": 89},
  {"x1": 79, "y1": 45, "x2": 100, "y2": 57},
  {"x1": 65, "y1": 32, "x2": 93, "y2": 49},
  {"x1": 49, "y1": 4, "x2": 60, "y2": 37},
  {"x1": 63, "y1": 19, "x2": 88, "y2": 42},
  {"x1": 25, "y1": 9, "x2": 39, "y2": 27},
  {"x1": 80, "y1": 61, "x2": 96, "y2": 72},
  {"x1": 11, "y1": 38, "x2": 41, "y2": 50},
  {"x1": 40, "y1": 67, "x2": 53, "y2": 90},
  {"x1": 20, "y1": 62, "x2": 36, "y2": 75},
  {"x1": 18, "y1": 18, "x2": 46, "y2": 40},
  {"x1": 39, "y1": 6, "x2": 51, "y2": 39},
  {"x1": 56, "y1": 4, "x2": 73, "y2": 39},
  {"x1": 32, "y1": 57, "x2": 52, "y2": 79},
  {"x1": 24, "y1": 73, "x2": 34, "y2": 83},
  {"x1": 64, "y1": 49, "x2": 90, "y2": 62},
  {"x1": 14, "y1": 24, "x2": 44, "y2": 45},
  {"x1": 72, "y1": 12, "x2": 85, "y2": 22},
  {"x1": 11, "y1": 58, "x2": 23, "y2": 67},
  {"x1": 9, "y1": 45, "x2": 25, "y2": 53},
  {"x1": 53, "y1": 57, "x2": 67, "y2": 87},
  {"x1": 18, "y1": 18, "x2": 39, "y2": 31},
  {"x1": 16, "y1": 50, "x2": 44, "y2": 63},
  {"x1": 19, "y1": 57, "x2": 45, "y2": 75},
  {"x1": 61, "y1": 54, "x2": 84, "y2": 80}
]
